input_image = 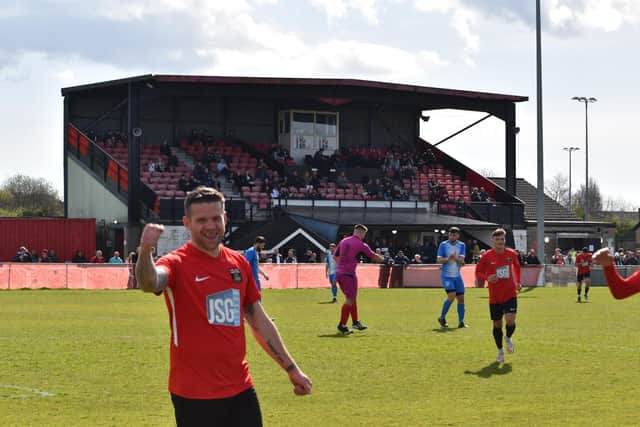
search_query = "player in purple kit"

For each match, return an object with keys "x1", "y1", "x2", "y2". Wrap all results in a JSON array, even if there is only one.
[{"x1": 334, "y1": 224, "x2": 385, "y2": 334}]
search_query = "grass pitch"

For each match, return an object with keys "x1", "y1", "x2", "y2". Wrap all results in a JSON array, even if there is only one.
[{"x1": 1, "y1": 286, "x2": 640, "y2": 426}]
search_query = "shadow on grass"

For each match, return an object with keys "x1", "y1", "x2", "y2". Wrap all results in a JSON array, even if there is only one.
[
  {"x1": 317, "y1": 333, "x2": 372, "y2": 338},
  {"x1": 317, "y1": 301, "x2": 339, "y2": 305},
  {"x1": 464, "y1": 362, "x2": 512, "y2": 378},
  {"x1": 432, "y1": 327, "x2": 457, "y2": 334}
]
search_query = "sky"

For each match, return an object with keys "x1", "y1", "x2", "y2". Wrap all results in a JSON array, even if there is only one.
[{"x1": 1, "y1": 0, "x2": 639, "y2": 209}]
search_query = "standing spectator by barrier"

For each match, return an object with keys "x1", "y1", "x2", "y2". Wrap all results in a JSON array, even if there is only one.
[
  {"x1": 37, "y1": 249, "x2": 50, "y2": 263},
  {"x1": 127, "y1": 250, "x2": 138, "y2": 289},
  {"x1": 271, "y1": 247, "x2": 283, "y2": 264},
  {"x1": 109, "y1": 251, "x2": 124, "y2": 264},
  {"x1": 526, "y1": 249, "x2": 541, "y2": 265},
  {"x1": 13, "y1": 246, "x2": 34, "y2": 262},
  {"x1": 47, "y1": 249, "x2": 60, "y2": 262},
  {"x1": 90, "y1": 250, "x2": 106, "y2": 263},
  {"x1": 551, "y1": 248, "x2": 565, "y2": 265},
  {"x1": 393, "y1": 250, "x2": 410, "y2": 266},
  {"x1": 72, "y1": 250, "x2": 88, "y2": 263},
  {"x1": 285, "y1": 249, "x2": 297, "y2": 264},
  {"x1": 411, "y1": 254, "x2": 423, "y2": 264}
]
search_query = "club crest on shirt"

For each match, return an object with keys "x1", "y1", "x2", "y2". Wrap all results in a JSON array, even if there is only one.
[{"x1": 229, "y1": 268, "x2": 242, "y2": 282}]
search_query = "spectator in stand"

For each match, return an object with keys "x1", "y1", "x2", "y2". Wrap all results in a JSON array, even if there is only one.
[
  {"x1": 187, "y1": 174, "x2": 201, "y2": 191},
  {"x1": 526, "y1": 249, "x2": 541, "y2": 265},
  {"x1": 109, "y1": 251, "x2": 124, "y2": 263},
  {"x1": 551, "y1": 248, "x2": 565, "y2": 265},
  {"x1": 166, "y1": 149, "x2": 178, "y2": 172},
  {"x1": 13, "y1": 246, "x2": 32, "y2": 262},
  {"x1": 471, "y1": 187, "x2": 482, "y2": 202},
  {"x1": 284, "y1": 249, "x2": 297, "y2": 264},
  {"x1": 90, "y1": 250, "x2": 106, "y2": 263},
  {"x1": 255, "y1": 159, "x2": 269, "y2": 181},
  {"x1": 285, "y1": 171, "x2": 302, "y2": 188},
  {"x1": 479, "y1": 187, "x2": 490, "y2": 202},
  {"x1": 178, "y1": 175, "x2": 189, "y2": 193},
  {"x1": 160, "y1": 140, "x2": 172, "y2": 156},
  {"x1": 148, "y1": 161, "x2": 157, "y2": 174},
  {"x1": 72, "y1": 249, "x2": 88, "y2": 263},
  {"x1": 270, "y1": 186, "x2": 280, "y2": 200},
  {"x1": 411, "y1": 254, "x2": 423, "y2": 264},
  {"x1": 37, "y1": 249, "x2": 50, "y2": 263},
  {"x1": 216, "y1": 158, "x2": 229, "y2": 179},
  {"x1": 48, "y1": 249, "x2": 60, "y2": 262},
  {"x1": 516, "y1": 250, "x2": 527, "y2": 266},
  {"x1": 335, "y1": 171, "x2": 349, "y2": 190},
  {"x1": 455, "y1": 197, "x2": 466, "y2": 217}
]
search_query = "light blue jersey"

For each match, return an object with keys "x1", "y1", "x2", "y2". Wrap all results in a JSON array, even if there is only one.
[
  {"x1": 437, "y1": 240, "x2": 466, "y2": 278},
  {"x1": 326, "y1": 252, "x2": 337, "y2": 276}
]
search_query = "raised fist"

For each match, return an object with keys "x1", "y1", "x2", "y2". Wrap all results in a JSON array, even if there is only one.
[{"x1": 140, "y1": 223, "x2": 165, "y2": 251}]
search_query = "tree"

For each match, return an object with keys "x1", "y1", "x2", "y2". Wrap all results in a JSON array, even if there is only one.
[
  {"x1": 1, "y1": 175, "x2": 63, "y2": 217},
  {"x1": 602, "y1": 196, "x2": 637, "y2": 212},
  {"x1": 573, "y1": 178, "x2": 603, "y2": 219},
  {"x1": 544, "y1": 173, "x2": 569, "y2": 207}
]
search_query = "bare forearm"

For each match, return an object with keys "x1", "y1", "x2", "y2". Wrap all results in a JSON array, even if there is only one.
[
  {"x1": 135, "y1": 251, "x2": 162, "y2": 293},
  {"x1": 246, "y1": 305, "x2": 297, "y2": 371}
]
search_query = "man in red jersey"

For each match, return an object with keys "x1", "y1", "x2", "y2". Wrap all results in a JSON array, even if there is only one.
[
  {"x1": 475, "y1": 228, "x2": 521, "y2": 363},
  {"x1": 593, "y1": 247, "x2": 640, "y2": 299},
  {"x1": 333, "y1": 224, "x2": 385, "y2": 334},
  {"x1": 575, "y1": 247, "x2": 593, "y2": 303},
  {"x1": 136, "y1": 186, "x2": 312, "y2": 427}
]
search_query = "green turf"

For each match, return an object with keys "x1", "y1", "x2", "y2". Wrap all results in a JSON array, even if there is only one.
[{"x1": 1, "y1": 287, "x2": 640, "y2": 426}]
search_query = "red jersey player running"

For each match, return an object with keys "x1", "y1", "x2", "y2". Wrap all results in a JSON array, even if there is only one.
[
  {"x1": 136, "y1": 186, "x2": 312, "y2": 427},
  {"x1": 334, "y1": 224, "x2": 385, "y2": 334},
  {"x1": 475, "y1": 228, "x2": 521, "y2": 363},
  {"x1": 575, "y1": 247, "x2": 593, "y2": 303},
  {"x1": 593, "y1": 247, "x2": 640, "y2": 299}
]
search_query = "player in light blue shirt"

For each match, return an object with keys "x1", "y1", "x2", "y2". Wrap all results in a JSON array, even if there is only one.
[
  {"x1": 245, "y1": 236, "x2": 269, "y2": 291},
  {"x1": 436, "y1": 227, "x2": 468, "y2": 328},
  {"x1": 325, "y1": 243, "x2": 338, "y2": 303}
]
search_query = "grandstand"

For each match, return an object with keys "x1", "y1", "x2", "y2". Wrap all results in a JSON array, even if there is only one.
[{"x1": 62, "y1": 75, "x2": 529, "y2": 256}]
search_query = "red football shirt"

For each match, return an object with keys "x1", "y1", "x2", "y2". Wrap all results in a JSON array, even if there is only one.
[
  {"x1": 155, "y1": 243, "x2": 261, "y2": 399},
  {"x1": 475, "y1": 248, "x2": 521, "y2": 304},
  {"x1": 575, "y1": 252, "x2": 592, "y2": 275}
]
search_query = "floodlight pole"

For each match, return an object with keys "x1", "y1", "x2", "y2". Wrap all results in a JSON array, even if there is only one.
[
  {"x1": 571, "y1": 96, "x2": 597, "y2": 221},
  {"x1": 536, "y1": 0, "x2": 545, "y2": 263},
  {"x1": 563, "y1": 147, "x2": 580, "y2": 210}
]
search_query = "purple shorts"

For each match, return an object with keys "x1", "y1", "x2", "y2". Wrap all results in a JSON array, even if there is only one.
[{"x1": 337, "y1": 273, "x2": 358, "y2": 299}]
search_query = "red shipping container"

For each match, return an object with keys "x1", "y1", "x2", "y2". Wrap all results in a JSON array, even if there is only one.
[{"x1": 0, "y1": 218, "x2": 96, "y2": 262}]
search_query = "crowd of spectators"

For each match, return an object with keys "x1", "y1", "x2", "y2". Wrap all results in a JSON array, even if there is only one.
[{"x1": 12, "y1": 246, "x2": 133, "y2": 264}]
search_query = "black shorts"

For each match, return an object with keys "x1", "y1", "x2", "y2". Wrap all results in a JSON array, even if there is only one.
[
  {"x1": 171, "y1": 386, "x2": 262, "y2": 427},
  {"x1": 489, "y1": 298, "x2": 517, "y2": 321},
  {"x1": 577, "y1": 271, "x2": 591, "y2": 282}
]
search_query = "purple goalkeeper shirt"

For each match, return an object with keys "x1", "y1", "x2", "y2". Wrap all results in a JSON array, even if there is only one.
[{"x1": 335, "y1": 235, "x2": 376, "y2": 275}]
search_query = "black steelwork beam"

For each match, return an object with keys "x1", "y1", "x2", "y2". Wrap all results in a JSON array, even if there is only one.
[
  {"x1": 433, "y1": 113, "x2": 492, "y2": 147},
  {"x1": 504, "y1": 102, "x2": 517, "y2": 196},
  {"x1": 127, "y1": 82, "x2": 142, "y2": 225}
]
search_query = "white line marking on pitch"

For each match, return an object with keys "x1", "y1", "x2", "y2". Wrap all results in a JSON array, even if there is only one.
[{"x1": 0, "y1": 384, "x2": 56, "y2": 399}]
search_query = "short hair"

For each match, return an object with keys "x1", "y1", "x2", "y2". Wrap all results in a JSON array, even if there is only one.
[
  {"x1": 329, "y1": 243, "x2": 336, "y2": 248},
  {"x1": 354, "y1": 224, "x2": 368, "y2": 233},
  {"x1": 492, "y1": 228, "x2": 506, "y2": 237},
  {"x1": 448, "y1": 226, "x2": 460, "y2": 234},
  {"x1": 255, "y1": 236, "x2": 266, "y2": 244},
  {"x1": 582, "y1": 247, "x2": 588, "y2": 252},
  {"x1": 184, "y1": 186, "x2": 225, "y2": 216}
]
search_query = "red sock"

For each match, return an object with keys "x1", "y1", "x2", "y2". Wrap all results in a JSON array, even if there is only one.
[
  {"x1": 350, "y1": 302, "x2": 358, "y2": 322},
  {"x1": 340, "y1": 304, "x2": 351, "y2": 325}
]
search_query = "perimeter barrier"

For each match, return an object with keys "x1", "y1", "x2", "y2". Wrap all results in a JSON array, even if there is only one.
[{"x1": 1, "y1": 263, "x2": 634, "y2": 290}]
